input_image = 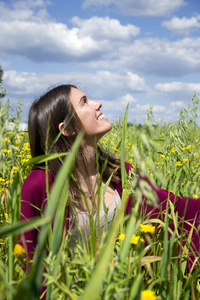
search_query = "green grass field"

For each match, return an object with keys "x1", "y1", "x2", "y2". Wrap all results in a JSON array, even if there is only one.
[{"x1": 0, "y1": 85, "x2": 200, "y2": 299}]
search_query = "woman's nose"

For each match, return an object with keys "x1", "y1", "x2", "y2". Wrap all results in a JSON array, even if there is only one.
[{"x1": 91, "y1": 100, "x2": 102, "y2": 110}]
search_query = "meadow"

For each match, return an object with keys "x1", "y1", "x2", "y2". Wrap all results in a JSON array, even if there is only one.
[{"x1": 0, "y1": 83, "x2": 200, "y2": 300}]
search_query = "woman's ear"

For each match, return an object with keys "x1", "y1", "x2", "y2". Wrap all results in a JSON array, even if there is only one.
[
  {"x1": 58, "y1": 122, "x2": 69, "y2": 136},
  {"x1": 58, "y1": 122, "x2": 75, "y2": 137}
]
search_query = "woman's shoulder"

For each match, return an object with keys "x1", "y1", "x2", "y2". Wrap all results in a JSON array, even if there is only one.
[{"x1": 22, "y1": 169, "x2": 53, "y2": 194}]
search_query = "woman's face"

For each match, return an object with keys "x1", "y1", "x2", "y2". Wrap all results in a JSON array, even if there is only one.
[{"x1": 70, "y1": 87, "x2": 112, "y2": 141}]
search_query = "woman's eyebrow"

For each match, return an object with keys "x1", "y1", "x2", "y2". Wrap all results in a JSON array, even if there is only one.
[{"x1": 79, "y1": 95, "x2": 87, "y2": 103}]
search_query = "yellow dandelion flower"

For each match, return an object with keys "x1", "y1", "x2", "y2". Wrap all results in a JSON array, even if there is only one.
[
  {"x1": 118, "y1": 234, "x2": 125, "y2": 241},
  {"x1": 182, "y1": 147, "x2": 186, "y2": 150},
  {"x1": 130, "y1": 234, "x2": 144, "y2": 244},
  {"x1": 176, "y1": 161, "x2": 182, "y2": 167},
  {"x1": 182, "y1": 158, "x2": 189, "y2": 162},
  {"x1": 129, "y1": 159, "x2": 133, "y2": 164},
  {"x1": 1, "y1": 149, "x2": 11, "y2": 154},
  {"x1": 131, "y1": 153, "x2": 134, "y2": 157},
  {"x1": 192, "y1": 194, "x2": 198, "y2": 199},
  {"x1": 101, "y1": 141, "x2": 105, "y2": 144},
  {"x1": 111, "y1": 147, "x2": 119, "y2": 151},
  {"x1": 141, "y1": 290, "x2": 157, "y2": 300},
  {"x1": 12, "y1": 166, "x2": 18, "y2": 172},
  {"x1": 185, "y1": 145, "x2": 191, "y2": 150},
  {"x1": 171, "y1": 148, "x2": 176, "y2": 153},
  {"x1": 7, "y1": 131, "x2": 13, "y2": 134},
  {"x1": 21, "y1": 159, "x2": 29, "y2": 163},
  {"x1": 12, "y1": 244, "x2": 26, "y2": 256},
  {"x1": 140, "y1": 224, "x2": 155, "y2": 233},
  {"x1": 4, "y1": 213, "x2": 9, "y2": 220},
  {"x1": 0, "y1": 178, "x2": 5, "y2": 182},
  {"x1": 160, "y1": 155, "x2": 165, "y2": 158}
]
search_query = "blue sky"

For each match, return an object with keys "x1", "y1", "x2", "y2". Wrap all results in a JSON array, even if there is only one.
[{"x1": 1, "y1": 0, "x2": 200, "y2": 124}]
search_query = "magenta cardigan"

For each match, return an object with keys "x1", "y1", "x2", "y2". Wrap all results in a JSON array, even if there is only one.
[{"x1": 20, "y1": 162, "x2": 200, "y2": 268}]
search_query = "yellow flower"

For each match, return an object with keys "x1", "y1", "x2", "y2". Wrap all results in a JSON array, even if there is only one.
[
  {"x1": 160, "y1": 155, "x2": 165, "y2": 158},
  {"x1": 130, "y1": 234, "x2": 144, "y2": 244},
  {"x1": 12, "y1": 244, "x2": 26, "y2": 256},
  {"x1": 141, "y1": 290, "x2": 157, "y2": 300},
  {"x1": 7, "y1": 131, "x2": 13, "y2": 134},
  {"x1": 176, "y1": 161, "x2": 182, "y2": 166},
  {"x1": 21, "y1": 159, "x2": 29, "y2": 163},
  {"x1": 192, "y1": 194, "x2": 198, "y2": 199},
  {"x1": 129, "y1": 159, "x2": 133, "y2": 164},
  {"x1": 182, "y1": 158, "x2": 189, "y2": 162},
  {"x1": 0, "y1": 178, "x2": 5, "y2": 182},
  {"x1": 118, "y1": 234, "x2": 125, "y2": 241},
  {"x1": 101, "y1": 141, "x2": 105, "y2": 144},
  {"x1": 185, "y1": 145, "x2": 191, "y2": 150},
  {"x1": 12, "y1": 166, "x2": 18, "y2": 173},
  {"x1": 5, "y1": 213, "x2": 9, "y2": 220},
  {"x1": 131, "y1": 153, "x2": 134, "y2": 157},
  {"x1": 140, "y1": 224, "x2": 155, "y2": 233},
  {"x1": 111, "y1": 146, "x2": 119, "y2": 151},
  {"x1": 171, "y1": 148, "x2": 176, "y2": 153},
  {"x1": 1, "y1": 149, "x2": 11, "y2": 154}
]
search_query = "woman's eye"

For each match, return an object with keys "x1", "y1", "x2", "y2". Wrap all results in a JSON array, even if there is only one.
[{"x1": 83, "y1": 97, "x2": 88, "y2": 105}]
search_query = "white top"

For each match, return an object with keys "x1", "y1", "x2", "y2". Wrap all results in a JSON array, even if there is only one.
[{"x1": 69, "y1": 189, "x2": 121, "y2": 245}]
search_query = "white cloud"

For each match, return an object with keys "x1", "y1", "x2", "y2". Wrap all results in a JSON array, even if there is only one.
[
  {"x1": 71, "y1": 16, "x2": 140, "y2": 39},
  {"x1": 0, "y1": 0, "x2": 51, "y2": 22},
  {"x1": 155, "y1": 82, "x2": 200, "y2": 93},
  {"x1": 3, "y1": 70, "x2": 148, "y2": 97},
  {"x1": 82, "y1": 0, "x2": 186, "y2": 17},
  {"x1": 133, "y1": 103, "x2": 165, "y2": 113},
  {"x1": 121, "y1": 94, "x2": 137, "y2": 105},
  {"x1": 170, "y1": 101, "x2": 184, "y2": 108},
  {"x1": 0, "y1": 2, "x2": 200, "y2": 77},
  {"x1": 162, "y1": 15, "x2": 200, "y2": 35}
]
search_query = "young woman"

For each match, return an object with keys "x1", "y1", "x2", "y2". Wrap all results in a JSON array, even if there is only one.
[{"x1": 20, "y1": 84, "x2": 200, "y2": 268}]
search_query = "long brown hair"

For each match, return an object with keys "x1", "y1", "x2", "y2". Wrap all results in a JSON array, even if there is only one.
[{"x1": 28, "y1": 84, "x2": 120, "y2": 199}]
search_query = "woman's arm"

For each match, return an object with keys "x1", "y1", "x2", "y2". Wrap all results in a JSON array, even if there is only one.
[{"x1": 19, "y1": 169, "x2": 53, "y2": 257}]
